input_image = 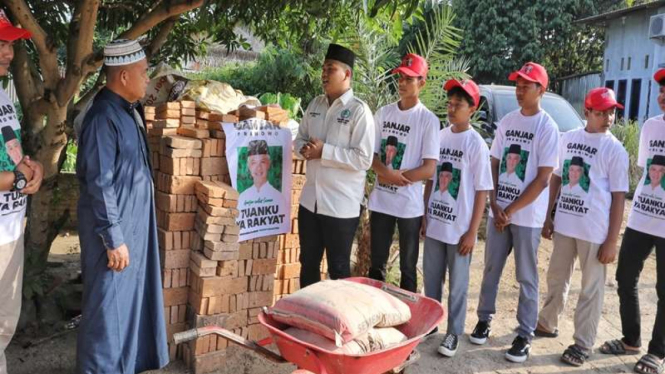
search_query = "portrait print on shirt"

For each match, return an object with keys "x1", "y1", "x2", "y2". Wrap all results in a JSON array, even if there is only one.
[
  {"x1": 499, "y1": 143, "x2": 528, "y2": 187},
  {"x1": 643, "y1": 154, "x2": 665, "y2": 197},
  {"x1": 380, "y1": 135, "x2": 406, "y2": 170},
  {"x1": 561, "y1": 156, "x2": 590, "y2": 197},
  {"x1": 435, "y1": 161, "x2": 461, "y2": 202},
  {"x1": 1, "y1": 125, "x2": 23, "y2": 170}
]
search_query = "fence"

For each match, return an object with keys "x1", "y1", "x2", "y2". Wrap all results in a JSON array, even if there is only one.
[{"x1": 559, "y1": 72, "x2": 602, "y2": 116}]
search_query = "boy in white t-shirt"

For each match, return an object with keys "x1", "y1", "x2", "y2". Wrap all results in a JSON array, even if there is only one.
[
  {"x1": 536, "y1": 87, "x2": 628, "y2": 367},
  {"x1": 471, "y1": 62, "x2": 559, "y2": 363},
  {"x1": 368, "y1": 53, "x2": 439, "y2": 292},
  {"x1": 0, "y1": 13, "x2": 44, "y2": 373},
  {"x1": 600, "y1": 69, "x2": 665, "y2": 374},
  {"x1": 422, "y1": 78, "x2": 493, "y2": 357}
]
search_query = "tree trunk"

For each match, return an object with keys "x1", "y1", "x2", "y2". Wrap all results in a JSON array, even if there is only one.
[
  {"x1": 23, "y1": 104, "x2": 69, "y2": 279},
  {"x1": 353, "y1": 209, "x2": 372, "y2": 277}
]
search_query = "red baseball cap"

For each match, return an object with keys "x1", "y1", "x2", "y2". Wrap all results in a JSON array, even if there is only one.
[
  {"x1": 392, "y1": 53, "x2": 428, "y2": 77},
  {"x1": 444, "y1": 78, "x2": 480, "y2": 107},
  {"x1": 584, "y1": 87, "x2": 624, "y2": 111},
  {"x1": 654, "y1": 68, "x2": 665, "y2": 83},
  {"x1": 509, "y1": 62, "x2": 549, "y2": 89},
  {"x1": 0, "y1": 10, "x2": 31, "y2": 42}
]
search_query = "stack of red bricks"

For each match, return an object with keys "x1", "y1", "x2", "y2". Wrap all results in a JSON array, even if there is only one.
[
  {"x1": 273, "y1": 158, "x2": 328, "y2": 303},
  {"x1": 143, "y1": 100, "x2": 290, "y2": 373},
  {"x1": 183, "y1": 180, "x2": 278, "y2": 373},
  {"x1": 155, "y1": 132, "x2": 202, "y2": 361}
]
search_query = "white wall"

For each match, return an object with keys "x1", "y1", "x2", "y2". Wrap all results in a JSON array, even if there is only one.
[{"x1": 603, "y1": 6, "x2": 665, "y2": 123}]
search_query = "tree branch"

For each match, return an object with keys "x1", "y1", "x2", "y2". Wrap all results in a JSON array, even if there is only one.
[
  {"x1": 120, "y1": 0, "x2": 204, "y2": 40},
  {"x1": 84, "y1": 0, "x2": 204, "y2": 80},
  {"x1": 147, "y1": 16, "x2": 179, "y2": 58},
  {"x1": 4, "y1": 0, "x2": 60, "y2": 88},
  {"x1": 10, "y1": 41, "x2": 39, "y2": 106},
  {"x1": 56, "y1": 0, "x2": 100, "y2": 106}
]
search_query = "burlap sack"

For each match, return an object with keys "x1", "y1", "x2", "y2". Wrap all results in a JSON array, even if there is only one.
[
  {"x1": 269, "y1": 280, "x2": 411, "y2": 346},
  {"x1": 285, "y1": 327, "x2": 408, "y2": 355}
]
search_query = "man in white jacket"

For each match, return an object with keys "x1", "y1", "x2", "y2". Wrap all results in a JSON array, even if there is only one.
[{"x1": 294, "y1": 43, "x2": 375, "y2": 288}]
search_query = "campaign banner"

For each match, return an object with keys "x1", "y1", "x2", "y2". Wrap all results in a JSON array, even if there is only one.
[{"x1": 223, "y1": 119, "x2": 292, "y2": 241}]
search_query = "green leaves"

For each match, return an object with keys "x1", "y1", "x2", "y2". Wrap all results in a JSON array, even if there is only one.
[{"x1": 407, "y1": 4, "x2": 469, "y2": 120}]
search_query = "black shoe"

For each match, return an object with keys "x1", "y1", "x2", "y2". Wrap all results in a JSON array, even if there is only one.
[
  {"x1": 438, "y1": 333, "x2": 459, "y2": 357},
  {"x1": 505, "y1": 335, "x2": 531, "y2": 363},
  {"x1": 470, "y1": 321, "x2": 491, "y2": 345}
]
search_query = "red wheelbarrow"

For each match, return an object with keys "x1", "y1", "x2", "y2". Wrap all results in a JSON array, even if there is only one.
[{"x1": 174, "y1": 277, "x2": 445, "y2": 374}]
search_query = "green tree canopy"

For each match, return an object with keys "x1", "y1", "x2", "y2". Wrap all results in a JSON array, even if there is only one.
[{"x1": 451, "y1": 0, "x2": 628, "y2": 88}]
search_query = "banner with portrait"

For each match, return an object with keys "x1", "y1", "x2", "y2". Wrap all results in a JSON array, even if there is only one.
[{"x1": 223, "y1": 119, "x2": 292, "y2": 241}]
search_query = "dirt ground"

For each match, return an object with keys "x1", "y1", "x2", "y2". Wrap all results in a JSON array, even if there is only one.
[{"x1": 6, "y1": 201, "x2": 659, "y2": 374}]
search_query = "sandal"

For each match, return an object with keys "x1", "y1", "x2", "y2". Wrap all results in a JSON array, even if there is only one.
[
  {"x1": 561, "y1": 344, "x2": 589, "y2": 367},
  {"x1": 634, "y1": 354, "x2": 665, "y2": 374},
  {"x1": 534, "y1": 327, "x2": 559, "y2": 338},
  {"x1": 600, "y1": 339, "x2": 641, "y2": 355}
]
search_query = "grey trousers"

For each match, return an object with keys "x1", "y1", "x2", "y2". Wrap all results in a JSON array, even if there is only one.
[
  {"x1": 0, "y1": 236, "x2": 23, "y2": 374},
  {"x1": 423, "y1": 237, "x2": 471, "y2": 336},
  {"x1": 477, "y1": 217, "x2": 541, "y2": 340},
  {"x1": 538, "y1": 232, "x2": 605, "y2": 350}
]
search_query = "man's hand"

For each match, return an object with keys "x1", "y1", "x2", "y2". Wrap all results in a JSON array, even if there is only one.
[
  {"x1": 458, "y1": 230, "x2": 476, "y2": 256},
  {"x1": 301, "y1": 138, "x2": 324, "y2": 160},
  {"x1": 541, "y1": 217, "x2": 554, "y2": 240},
  {"x1": 378, "y1": 169, "x2": 412, "y2": 187},
  {"x1": 15, "y1": 159, "x2": 34, "y2": 182},
  {"x1": 20, "y1": 157, "x2": 43, "y2": 195},
  {"x1": 491, "y1": 202, "x2": 510, "y2": 232},
  {"x1": 597, "y1": 240, "x2": 618, "y2": 264},
  {"x1": 107, "y1": 244, "x2": 130, "y2": 272}
]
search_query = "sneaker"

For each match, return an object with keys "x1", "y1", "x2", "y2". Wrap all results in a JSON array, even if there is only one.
[
  {"x1": 505, "y1": 335, "x2": 531, "y2": 363},
  {"x1": 438, "y1": 333, "x2": 459, "y2": 357},
  {"x1": 470, "y1": 321, "x2": 491, "y2": 345}
]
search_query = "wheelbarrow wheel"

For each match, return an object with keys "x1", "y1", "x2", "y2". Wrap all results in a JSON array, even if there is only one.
[{"x1": 388, "y1": 349, "x2": 419, "y2": 374}]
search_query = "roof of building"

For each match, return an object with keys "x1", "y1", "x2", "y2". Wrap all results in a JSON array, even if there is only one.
[{"x1": 575, "y1": 0, "x2": 665, "y2": 25}]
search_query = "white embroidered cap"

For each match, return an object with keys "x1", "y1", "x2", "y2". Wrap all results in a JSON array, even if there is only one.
[{"x1": 103, "y1": 39, "x2": 146, "y2": 66}]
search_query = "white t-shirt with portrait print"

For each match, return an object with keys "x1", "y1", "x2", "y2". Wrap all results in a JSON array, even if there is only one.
[
  {"x1": 368, "y1": 101, "x2": 439, "y2": 218},
  {"x1": 0, "y1": 88, "x2": 27, "y2": 246},
  {"x1": 553, "y1": 127, "x2": 629, "y2": 245},
  {"x1": 489, "y1": 109, "x2": 559, "y2": 228},
  {"x1": 627, "y1": 115, "x2": 665, "y2": 238},
  {"x1": 425, "y1": 126, "x2": 494, "y2": 245}
]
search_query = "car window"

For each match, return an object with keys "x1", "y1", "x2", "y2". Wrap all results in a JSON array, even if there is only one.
[{"x1": 493, "y1": 92, "x2": 583, "y2": 132}]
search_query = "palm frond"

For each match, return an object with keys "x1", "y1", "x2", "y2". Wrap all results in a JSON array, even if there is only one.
[{"x1": 407, "y1": 4, "x2": 467, "y2": 120}]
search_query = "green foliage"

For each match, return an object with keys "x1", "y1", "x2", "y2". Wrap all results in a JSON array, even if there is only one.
[
  {"x1": 258, "y1": 92, "x2": 303, "y2": 121},
  {"x1": 343, "y1": 17, "x2": 401, "y2": 112},
  {"x1": 407, "y1": 4, "x2": 470, "y2": 119},
  {"x1": 611, "y1": 120, "x2": 641, "y2": 195},
  {"x1": 451, "y1": 0, "x2": 624, "y2": 87},
  {"x1": 61, "y1": 140, "x2": 78, "y2": 174},
  {"x1": 190, "y1": 46, "x2": 322, "y2": 108}
]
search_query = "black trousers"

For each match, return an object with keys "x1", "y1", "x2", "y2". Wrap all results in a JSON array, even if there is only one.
[
  {"x1": 616, "y1": 227, "x2": 665, "y2": 358},
  {"x1": 368, "y1": 211, "x2": 422, "y2": 292},
  {"x1": 298, "y1": 205, "x2": 360, "y2": 289}
]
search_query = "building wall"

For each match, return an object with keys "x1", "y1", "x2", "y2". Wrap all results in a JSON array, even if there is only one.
[
  {"x1": 560, "y1": 73, "x2": 602, "y2": 116},
  {"x1": 602, "y1": 6, "x2": 665, "y2": 124}
]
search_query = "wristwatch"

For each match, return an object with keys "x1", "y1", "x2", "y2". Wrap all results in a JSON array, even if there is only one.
[{"x1": 12, "y1": 170, "x2": 27, "y2": 191}]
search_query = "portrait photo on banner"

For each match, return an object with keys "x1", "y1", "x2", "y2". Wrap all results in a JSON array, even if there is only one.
[{"x1": 223, "y1": 119, "x2": 292, "y2": 241}]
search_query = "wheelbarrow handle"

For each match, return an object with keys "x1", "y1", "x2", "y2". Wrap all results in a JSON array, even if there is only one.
[{"x1": 173, "y1": 326, "x2": 287, "y2": 364}]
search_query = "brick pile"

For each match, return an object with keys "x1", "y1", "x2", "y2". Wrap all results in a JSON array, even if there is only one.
[
  {"x1": 273, "y1": 157, "x2": 328, "y2": 303},
  {"x1": 182, "y1": 180, "x2": 278, "y2": 372},
  {"x1": 141, "y1": 100, "x2": 291, "y2": 373}
]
